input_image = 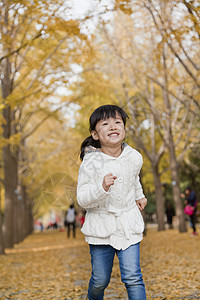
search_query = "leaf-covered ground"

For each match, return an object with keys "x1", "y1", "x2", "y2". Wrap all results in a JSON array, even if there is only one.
[{"x1": 0, "y1": 226, "x2": 200, "y2": 299}]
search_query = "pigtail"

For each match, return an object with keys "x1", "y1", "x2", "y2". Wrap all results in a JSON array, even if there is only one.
[{"x1": 80, "y1": 135, "x2": 101, "y2": 161}]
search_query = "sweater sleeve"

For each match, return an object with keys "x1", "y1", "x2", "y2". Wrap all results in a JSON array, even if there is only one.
[
  {"x1": 77, "y1": 156, "x2": 111, "y2": 209},
  {"x1": 135, "y1": 175, "x2": 145, "y2": 200},
  {"x1": 134, "y1": 153, "x2": 145, "y2": 200}
]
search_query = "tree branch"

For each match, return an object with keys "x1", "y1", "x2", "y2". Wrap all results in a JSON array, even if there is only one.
[
  {"x1": 144, "y1": 0, "x2": 200, "y2": 87},
  {"x1": 21, "y1": 114, "x2": 50, "y2": 141},
  {"x1": 0, "y1": 31, "x2": 42, "y2": 62}
]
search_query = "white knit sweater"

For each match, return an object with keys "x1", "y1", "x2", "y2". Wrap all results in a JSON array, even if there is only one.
[{"x1": 77, "y1": 144, "x2": 145, "y2": 250}]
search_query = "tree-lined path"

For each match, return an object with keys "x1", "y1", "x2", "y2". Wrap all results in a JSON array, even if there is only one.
[
  {"x1": 0, "y1": 1, "x2": 200, "y2": 299},
  {"x1": 1, "y1": 228, "x2": 200, "y2": 299}
]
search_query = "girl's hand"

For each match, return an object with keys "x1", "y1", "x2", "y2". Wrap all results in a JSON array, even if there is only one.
[
  {"x1": 136, "y1": 197, "x2": 147, "y2": 211},
  {"x1": 102, "y1": 173, "x2": 117, "y2": 192}
]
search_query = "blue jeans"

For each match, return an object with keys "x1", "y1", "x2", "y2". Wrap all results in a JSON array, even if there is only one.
[{"x1": 88, "y1": 243, "x2": 146, "y2": 300}]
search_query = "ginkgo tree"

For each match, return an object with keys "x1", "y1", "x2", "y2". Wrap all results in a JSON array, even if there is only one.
[
  {"x1": 73, "y1": 1, "x2": 200, "y2": 232},
  {"x1": 0, "y1": 0, "x2": 88, "y2": 250},
  {"x1": 23, "y1": 114, "x2": 80, "y2": 223}
]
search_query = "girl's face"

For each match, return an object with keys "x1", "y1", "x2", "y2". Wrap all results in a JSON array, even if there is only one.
[{"x1": 91, "y1": 113, "x2": 125, "y2": 148}]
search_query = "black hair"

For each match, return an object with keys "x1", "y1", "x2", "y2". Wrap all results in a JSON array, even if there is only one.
[
  {"x1": 80, "y1": 105, "x2": 128, "y2": 160},
  {"x1": 185, "y1": 186, "x2": 192, "y2": 192}
]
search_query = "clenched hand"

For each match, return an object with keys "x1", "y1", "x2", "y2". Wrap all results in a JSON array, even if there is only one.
[{"x1": 102, "y1": 173, "x2": 117, "y2": 192}]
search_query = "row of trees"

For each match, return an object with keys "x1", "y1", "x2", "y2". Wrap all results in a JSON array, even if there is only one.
[
  {"x1": 0, "y1": 0, "x2": 90, "y2": 254},
  {"x1": 73, "y1": 0, "x2": 200, "y2": 231},
  {"x1": 0, "y1": 0, "x2": 199, "y2": 254}
]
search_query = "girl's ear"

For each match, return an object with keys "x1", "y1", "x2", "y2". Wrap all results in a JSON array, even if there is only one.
[{"x1": 91, "y1": 130, "x2": 99, "y2": 140}]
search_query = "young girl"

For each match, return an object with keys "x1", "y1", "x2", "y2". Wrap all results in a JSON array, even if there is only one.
[{"x1": 77, "y1": 104, "x2": 147, "y2": 300}]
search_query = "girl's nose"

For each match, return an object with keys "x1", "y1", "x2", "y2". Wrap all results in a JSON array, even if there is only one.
[{"x1": 110, "y1": 121, "x2": 117, "y2": 130}]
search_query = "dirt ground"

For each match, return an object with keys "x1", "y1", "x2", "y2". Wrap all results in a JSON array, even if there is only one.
[{"x1": 0, "y1": 225, "x2": 200, "y2": 299}]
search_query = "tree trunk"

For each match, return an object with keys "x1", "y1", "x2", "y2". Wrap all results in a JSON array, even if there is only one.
[
  {"x1": 162, "y1": 44, "x2": 187, "y2": 233},
  {"x1": 149, "y1": 85, "x2": 165, "y2": 231},
  {"x1": 22, "y1": 185, "x2": 28, "y2": 238},
  {"x1": 0, "y1": 210, "x2": 4, "y2": 254},
  {"x1": 0, "y1": 178, "x2": 5, "y2": 254},
  {"x1": 27, "y1": 207, "x2": 34, "y2": 236},
  {"x1": 18, "y1": 143, "x2": 28, "y2": 241},
  {"x1": 1, "y1": 56, "x2": 19, "y2": 247},
  {"x1": 22, "y1": 186, "x2": 34, "y2": 237},
  {"x1": 2, "y1": 143, "x2": 18, "y2": 247},
  {"x1": 0, "y1": 184, "x2": 5, "y2": 254},
  {"x1": 152, "y1": 165, "x2": 165, "y2": 231},
  {"x1": 169, "y1": 144, "x2": 187, "y2": 232},
  {"x1": 19, "y1": 184, "x2": 27, "y2": 240},
  {"x1": 16, "y1": 191, "x2": 24, "y2": 243}
]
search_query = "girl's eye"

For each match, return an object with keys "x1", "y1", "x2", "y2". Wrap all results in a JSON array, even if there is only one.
[
  {"x1": 116, "y1": 121, "x2": 121, "y2": 124},
  {"x1": 102, "y1": 122, "x2": 108, "y2": 126}
]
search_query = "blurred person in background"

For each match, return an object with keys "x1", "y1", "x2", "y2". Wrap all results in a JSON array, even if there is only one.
[
  {"x1": 182, "y1": 186, "x2": 198, "y2": 236},
  {"x1": 65, "y1": 204, "x2": 76, "y2": 238}
]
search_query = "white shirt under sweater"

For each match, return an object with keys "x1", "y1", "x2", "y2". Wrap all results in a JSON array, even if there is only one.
[{"x1": 77, "y1": 143, "x2": 145, "y2": 250}]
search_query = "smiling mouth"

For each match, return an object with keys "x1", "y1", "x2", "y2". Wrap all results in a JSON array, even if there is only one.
[{"x1": 108, "y1": 132, "x2": 119, "y2": 137}]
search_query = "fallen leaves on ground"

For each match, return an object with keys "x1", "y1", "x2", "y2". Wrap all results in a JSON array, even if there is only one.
[{"x1": 0, "y1": 226, "x2": 199, "y2": 299}]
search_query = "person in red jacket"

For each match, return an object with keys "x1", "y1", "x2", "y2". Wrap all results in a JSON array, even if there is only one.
[{"x1": 184, "y1": 186, "x2": 198, "y2": 236}]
